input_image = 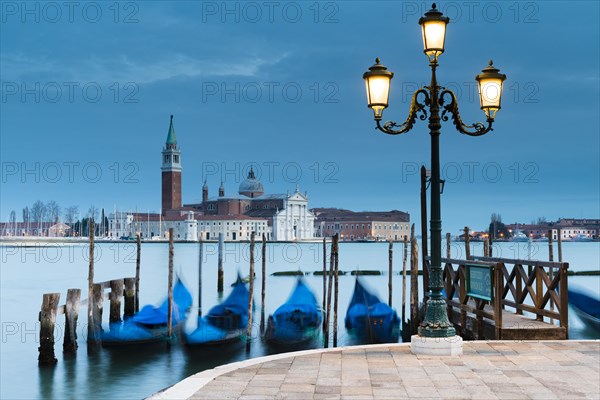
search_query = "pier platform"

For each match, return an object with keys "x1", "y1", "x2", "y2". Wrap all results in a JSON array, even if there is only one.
[{"x1": 151, "y1": 340, "x2": 599, "y2": 399}]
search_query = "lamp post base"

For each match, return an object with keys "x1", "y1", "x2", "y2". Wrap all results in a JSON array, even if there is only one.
[{"x1": 410, "y1": 334, "x2": 463, "y2": 356}]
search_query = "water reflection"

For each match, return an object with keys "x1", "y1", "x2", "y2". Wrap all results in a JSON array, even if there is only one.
[{"x1": 38, "y1": 364, "x2": 57, "y2": 400}]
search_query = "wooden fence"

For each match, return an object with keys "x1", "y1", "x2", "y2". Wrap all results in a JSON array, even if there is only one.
[{"x1": 425, "y1": 256, "x2": 569, "y2": 340}]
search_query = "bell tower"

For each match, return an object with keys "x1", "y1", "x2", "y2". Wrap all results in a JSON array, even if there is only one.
[{"x1": 161, "y1": 115, "x2": 182, "y2": 214}]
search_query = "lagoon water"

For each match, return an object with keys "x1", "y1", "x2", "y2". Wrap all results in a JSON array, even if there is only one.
[{"x1": 1, "y1": 241, "x2": 598, "y2": 399}]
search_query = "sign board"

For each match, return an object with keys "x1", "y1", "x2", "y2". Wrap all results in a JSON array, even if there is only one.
[{"x1": 466, "y1": 264, "x2": 494, "y2": 301}]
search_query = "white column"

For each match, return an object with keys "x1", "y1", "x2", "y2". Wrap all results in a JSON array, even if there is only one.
[
  {"x1": 303, "y1": 205, "x2": 307, "y2": 238},
  {"x1": 285, "y1": 200, "x2": 289, "y2": 240}
]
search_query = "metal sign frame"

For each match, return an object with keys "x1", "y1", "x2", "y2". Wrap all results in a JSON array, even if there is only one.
[{"x1": 466, "y1": 264, "x2": 494, "y2": 301}]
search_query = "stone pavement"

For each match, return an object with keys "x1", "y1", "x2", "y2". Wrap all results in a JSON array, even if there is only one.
[{"x1": 152, "y1": 340, "x2": 600, "y2": 399}]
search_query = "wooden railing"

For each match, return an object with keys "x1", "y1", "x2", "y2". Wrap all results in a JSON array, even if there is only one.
[{"x1": 425, "y1": 256, "x2": 569, "y2": 339}]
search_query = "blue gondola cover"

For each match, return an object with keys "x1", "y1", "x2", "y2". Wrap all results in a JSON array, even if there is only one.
[{"x1": 345, "y1": 278, "x2": 400, "y2": 343}]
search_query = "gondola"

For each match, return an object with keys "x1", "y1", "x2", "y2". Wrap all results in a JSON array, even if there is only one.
[
  {"x1": 265, "y1": 277, "x2": 322, "y2": 345},
  {"x1": 185, "y1": 275, "x2": 250, "y2": 346},
  {"x1": 345, "y1": 278, "x2": 400, "y2": 343},
  {"x1": 101, "y1": 278, "x2": 193, "y2": 346},
  {"x1": 569, "y1": 287, "x2": 600, "y2": 332}
]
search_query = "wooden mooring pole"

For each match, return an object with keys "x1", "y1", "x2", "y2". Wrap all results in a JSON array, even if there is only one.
[
  {"x1": 410, "y1": 225, "x2": 419, "y2": 335},
  {"x1": 63, "y1": 288, "x2": 80, "y2": 355},
  {"x1": 464, "y1": 226, "x2": 471, "y2": 259},
  {"x1": 246, "y1": 232, "x2": 255, "y2": 352},
  {"x1": 87, "y1": 220, "x2": 96, "y2": 346},
  {"x1": 123, "y1": 278, "x2": 135, "y2": 317},
  {"x1": 39, "y1": 293, "x2": 60, "y2": 365},
  {"x1": 92, "y1": 284, "x2": 103, "y2": 334},
  {"x1": 260, "y1": 233, "x2": 266, "y2": 333},
  {"x1": 218, "y1": 232, "x2": 224, "y2": 293},
  {"x1": 484, "y1": 236, "x2": 489, "y2": 257},
  {"x1": 167, "y1": 228, "x2": 174, "y2": 339},
  {"x1": 332, "y1": 234, "x2": 339, "y2": 348},
  {"x1": 557, "y1": 229, "x2": 563, "y2": 262},
  {"x1": 322, "y1": 237, "x2": 326, "y2": 325},
  {"x1": 446, "y1": 232, "x2": 451, "y2": 258},
  {"x1": 109, "y1": 280, "x2": 123, "y2": 323},
  {"x1": 388, "y1": 241, "x2": 393, "y2": 306},
  {"x1": 548, "y1": 230, "x2": 554, "y2": 262},
  {"x1": 324, "y1": 235, "x2": 335, "y2": 348},
  {"x1": 135, "y1": 233, "x2": 141, "y2": 312},
  {"x1": 198, "y1": 239, "x2": 203, "y2": 317}
]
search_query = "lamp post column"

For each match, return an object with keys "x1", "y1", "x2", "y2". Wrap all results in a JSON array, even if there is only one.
[{"x1": 419, "y1": 62, "x2": 456, "y2": 338}]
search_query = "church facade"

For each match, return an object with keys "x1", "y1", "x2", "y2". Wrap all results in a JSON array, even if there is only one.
[{"x1": 109, "y1": 115, "x2": 315, "y2": 241}]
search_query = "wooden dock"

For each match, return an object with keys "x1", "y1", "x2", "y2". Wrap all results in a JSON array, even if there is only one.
[{"x1": 429, "y1": 256, "x2": 569, "y2": 341}]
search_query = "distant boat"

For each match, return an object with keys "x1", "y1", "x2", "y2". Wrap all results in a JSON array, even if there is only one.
[
  {"x1": 345, "y1": 278, "x2": 400, "y2": 343},
  {"x1": 265, "y1": 278, "x2": 322, "y2": 345},
  {"x1": 511, "y1": 231, "x2": 529, "y2": 242},
  {"x1": 101, "y1": 279, "x2": 192, "y2": 345},
  {"x1": 568, "y1": 287, "x2": 600, "y2": 332},
  {"x1": 185, "y1": 275, "x2": 250, "y2": 346},
  {"x1": 572, "y1": 234, "x2": 594, "y2": 242}
]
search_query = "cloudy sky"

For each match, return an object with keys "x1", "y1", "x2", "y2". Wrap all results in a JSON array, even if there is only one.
[{"x1": 1, "y1": 1, "x2": 598, "y2": 234}]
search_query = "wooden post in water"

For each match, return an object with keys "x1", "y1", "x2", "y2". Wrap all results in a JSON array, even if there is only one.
[
  {"x1": 198, "y1": 239, "x2": 203, "y2": 317},
  {"x1": 167, "y1": 228, "x2": 174, "y2": 339},
  {"x1": 388, "y1": 241, "x2": 393, "y2": 306},
  {"x1": 39, "y1": 293, "x2": 60, "y2": 365},
  {"x1": 410, "y1": 225, "x2": 419, "y2": 335},
  {"x1": 324, "y1": 235, "x2": 335, "y2": 348},
  {"x1": 484, "y1": 237, "x2": 489, "y2": 257},
  {"x1": 557, "y1": 229, "x2": 563, "y2": 262},
  {"x1": 246, "y1": 232, "x2": 255, "y2": 352},
  {"x1": 489, "y1": 231, "x2": 494, "y2": 257},
  {"x1": 135, "y1": 233, "x2": 141, "y2": 312},
  {"x1": 109, "y1": 279, "x2": 124, "y2": 323},
  {"x1": 322, "y1": 237, "x2": 326, "y2": 323},
  {"x1": 87, "y1": 220, "x2": 95, "y2": 346},
  {"x1": 549, "y1": 229, "x2": 556, "y2": 323},
  {"x1": 401, "y1": 235, "x2": 408, "y2": 326},
  {"x1": 548, "y1": 230, "x2": 554, "y2": 262},
  {"x1": 63, "y1": 288, "x2": 81, "y2": 355},
  {"x1": 420, "y1": 166, "x2": 429, "y2": 304},
  {"x1": 333, "y1": 234, "x2": 339, "y2": 347},
  {"x1": 123, "y1": 278, "x2": 135, "y2": 317},
  {"x1": 260, "y1": 233, "x2": 266, "y2": 333},
  {"x1": 91, "y1": 284, "x2": 103, "y2": 335},
  {"x1": 218, "y1": 232, "x2": 224, "y2": 293},
  {"x1": 464, "y1": 226, "x2": 471, "y2": 259},
  {"x1": 559, "y1": 263, "x2": 569, "y2": 338},
  {"x1": 446, "y1": 232, "x2": 451, "y2": 258}
]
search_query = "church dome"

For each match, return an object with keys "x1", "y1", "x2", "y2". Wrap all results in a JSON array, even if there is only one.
[{"x1": 239, "y1": 168, "x2": 264, "y2": 198}]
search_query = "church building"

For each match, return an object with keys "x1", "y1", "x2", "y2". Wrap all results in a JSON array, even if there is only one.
[{"x1": 109, "y1": 115, "x2": 315, "y2": 241}]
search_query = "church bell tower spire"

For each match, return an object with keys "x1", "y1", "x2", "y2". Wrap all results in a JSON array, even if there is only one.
[{"x1": 161, "y1": 115, "x2": 182, "y2": 214}]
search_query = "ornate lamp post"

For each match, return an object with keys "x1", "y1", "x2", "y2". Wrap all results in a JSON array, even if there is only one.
[{"x1": 363, "y1": 3, "x2": 506, "y2": 352}]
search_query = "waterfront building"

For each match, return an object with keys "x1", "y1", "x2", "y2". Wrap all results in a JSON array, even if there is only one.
[
  {"x1": 108, "y1": 210, "x2": 197, "y2": 240},
  {"x1": 312, "y1": 208, "x2": 410, "y2": 241},
  {"x1": 506, "y1": 218, "x2": 599, "y2": 240}
]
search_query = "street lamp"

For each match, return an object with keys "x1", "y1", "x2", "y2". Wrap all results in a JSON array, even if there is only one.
[{"x1": 363, "y1": 3, "x2": 506, "y2": 348}]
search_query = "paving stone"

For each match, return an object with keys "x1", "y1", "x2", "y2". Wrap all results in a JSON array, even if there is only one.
[{"x1": 184, "y1": 341, "x2": 600, "y2": 400}]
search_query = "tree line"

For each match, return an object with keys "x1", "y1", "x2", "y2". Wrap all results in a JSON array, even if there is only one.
[{"x1": 6, "y1": 201, "x2": 108, "y2": 237}]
